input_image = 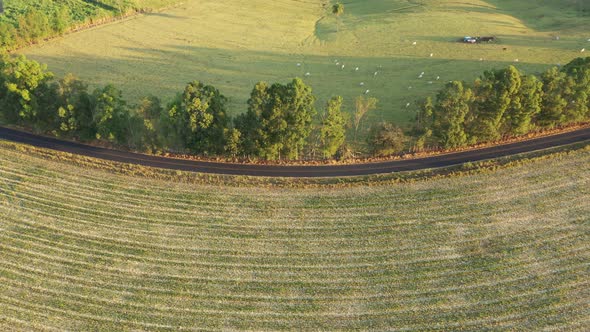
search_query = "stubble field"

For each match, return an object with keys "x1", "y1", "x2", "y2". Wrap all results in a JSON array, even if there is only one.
[{"x1": 0, "y1": 140, "x2": 588, "y2": 330}]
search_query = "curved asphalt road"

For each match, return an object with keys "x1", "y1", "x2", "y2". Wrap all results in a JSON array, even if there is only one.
[{"x1": 1, "y1": 126, "x2": 589, "y2": 177}]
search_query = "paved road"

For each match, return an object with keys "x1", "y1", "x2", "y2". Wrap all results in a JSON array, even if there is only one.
[{"x1": 1, "y1": 126, "x2": 589, "y2": 177}]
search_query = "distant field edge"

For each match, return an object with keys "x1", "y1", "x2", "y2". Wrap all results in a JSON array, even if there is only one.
[
  {"x1": 0, "y1": 126, "x2": 589, "y2": 179},
  {"x1": 2, "y1": 1, "x2": 185, "y2": 53}
]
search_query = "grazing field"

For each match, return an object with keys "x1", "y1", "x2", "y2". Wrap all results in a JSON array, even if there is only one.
[
  {"x1": 20, "y1": 0, "x2": 590, "y2": 128},
  {"x1": 0, "y1": 140, "x2": 588, "y2": 330}
]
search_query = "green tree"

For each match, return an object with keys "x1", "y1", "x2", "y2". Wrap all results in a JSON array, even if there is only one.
[
  {"x1": 237, "y1": 78, "x2": 316, "y2": 160},
  {"x1": 508, "y1": 75, "x2": 543, "y2": 135},
  {"x1": 560, "y1": 57, "x2": 590, "y2": 122},
  {"x1": 282, "y1": 78, "x2": 316, "y2": 159},
  {"x1": 0, "y1": 54, "x2": 53, "y2": 125},
  {"x1": 224, "y1": 128, "x2": 241, "y2": 157},
  {"x1": 561, "y1": 75, "x2": 588, "y2": 122},
  {"x1": 537, "y1": 67, "x2": 568, "y2": 126},
  {"x1": 433, "y1": 81, "x2": 472, "y2": 148},
  {"x1": 53, "y1": 6, "x2": 71, "y2": 35},
  {"x1": 353, "y1": 95, "x2": 378, "y2": 141},
  {"x1": 320, "y1": 96, "x2": 348, "y2": 158},
  {"x1": 413, "y1": 97, "x2": 434, "y2": 150},
  {"x1": 92, "y1": 84, "x2": 129, "y2": 143},
  {"x1": 561, "y1": 57, "x2": 590, "y2": 77},
  {"x1": 49, "y1": 74, "x2": 93, "y2": 137},
  {"x1": 332, "y1": 3, "x2": 344, "y2": 32},
  {"x1": 332, "y1": 3, "x2": 344, "y2": 16},
  {"x1": 166, "y1": 81, "x2": 229, "y2": 155},
  {"x1": 368, "y1": 122, "x2": 408, "y2": 156},
  {"x1": 236, "y1": 81, "x2": 282, "y2": 159},
  {"x1": 471, "y1": 66, "x2": 522, "y2": 141},
  {"x1": 234, "y1": 101, "x2": 263, "y2": 157},
  {"x1": 132, "y1": 96, "x2": 163, "y2": 152}
]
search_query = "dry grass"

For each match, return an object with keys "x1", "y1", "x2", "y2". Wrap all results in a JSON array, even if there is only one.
[{"x1": 0, "y1": 140, "x2": 588, "y2": 330}]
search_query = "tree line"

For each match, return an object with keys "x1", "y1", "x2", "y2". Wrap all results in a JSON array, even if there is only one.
[
  {"x1": 2, "y1": 53, "x2": 587, "y2": 161},
  {"x1": 0, "y1": 53, "x2": 380, "y2": 160},
  {"x1": 0, "y1": 0, "x2": 176, "y2": 50},
  {"x1": 414, "y1": 57, "x2": 590, "y2": 149}
]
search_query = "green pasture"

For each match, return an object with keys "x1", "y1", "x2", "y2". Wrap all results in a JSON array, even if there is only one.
[
  {"x1": 0, "y1": 141, "x2": 588, "y2": 329},
  {"x1": 20, "y1": 0, "x2": 590, "y2": 130}
]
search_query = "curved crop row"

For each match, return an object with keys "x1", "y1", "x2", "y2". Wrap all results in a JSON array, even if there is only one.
[{"x1": 0, "y1": 143, "x2": 588, "y2": 330}]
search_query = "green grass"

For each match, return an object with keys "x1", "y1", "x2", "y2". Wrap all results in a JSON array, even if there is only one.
[
  {"x1": 1, "y1": 0, "x2": 179, "y2": 24},
  {"x1": 19, "y1": 0, "x2": 590, "y2": 130},
  {"x1": 0, "y1": 140, "x2": 588, "y2": 330}
]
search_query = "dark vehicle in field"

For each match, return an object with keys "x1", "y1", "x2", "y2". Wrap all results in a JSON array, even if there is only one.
[
  {"x1": 462, "y1": 36, "x2": 477, "y2": 43},
  {"x1": 461, "y1": 36, "x2": 496, "y2": 43}
]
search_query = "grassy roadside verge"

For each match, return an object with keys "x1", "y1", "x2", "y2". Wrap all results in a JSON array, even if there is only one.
[{"x1": 1, "y1": 138, "x2": 588, "y2": 188}]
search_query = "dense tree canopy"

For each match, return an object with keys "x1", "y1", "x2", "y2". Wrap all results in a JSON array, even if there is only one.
[
  {"x1": 509, "y1": 74, "x2": 543, "y2": 135},
  {"x1": 416, "y1": 57, "x2": 590, "y2": 150},
  {"x1": 433, "y1": 81, "x2": 472, "y2": 148},
  {"x1": 92, "y1": 84, "x2": 129, "y2": 143},
  {"x1": 133, "y1": 96, "x2": 164, "y2": 152},
  {"x1": 165, "y1": 81, "x2": 229, "y2": 155},
  {"x1": 320, "y1": 96, "x2": 348, "y2": 158},
  {"x1": 471, "y1": 66, "x2": 521, "y2": 141},
  {"x1": 236, "y1": 78, "x2": 316, "y2": 160},
  {"x1": 0, "y1": 55, "x2": 328, "y2": 159},
  {"x1": 49, "y1": 74, "x2": 93, "y2": 137},
  {"x1": 0, "y1": 54, "x2": 53, "y2": 125}
]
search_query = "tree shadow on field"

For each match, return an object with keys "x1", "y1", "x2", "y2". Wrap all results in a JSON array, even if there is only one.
[
  {"x1": 482, "y1": 0, "x2": 590, "y2": 31},
  {"x1": 82, "y1": 0, "x2": 117, "y2": 12},
  {"x1": 418, "y1": 0, "x2": 590, "y2": 32},
  {"x1": 144, "y1": 12, "x2": 188, "y2": 19}
]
